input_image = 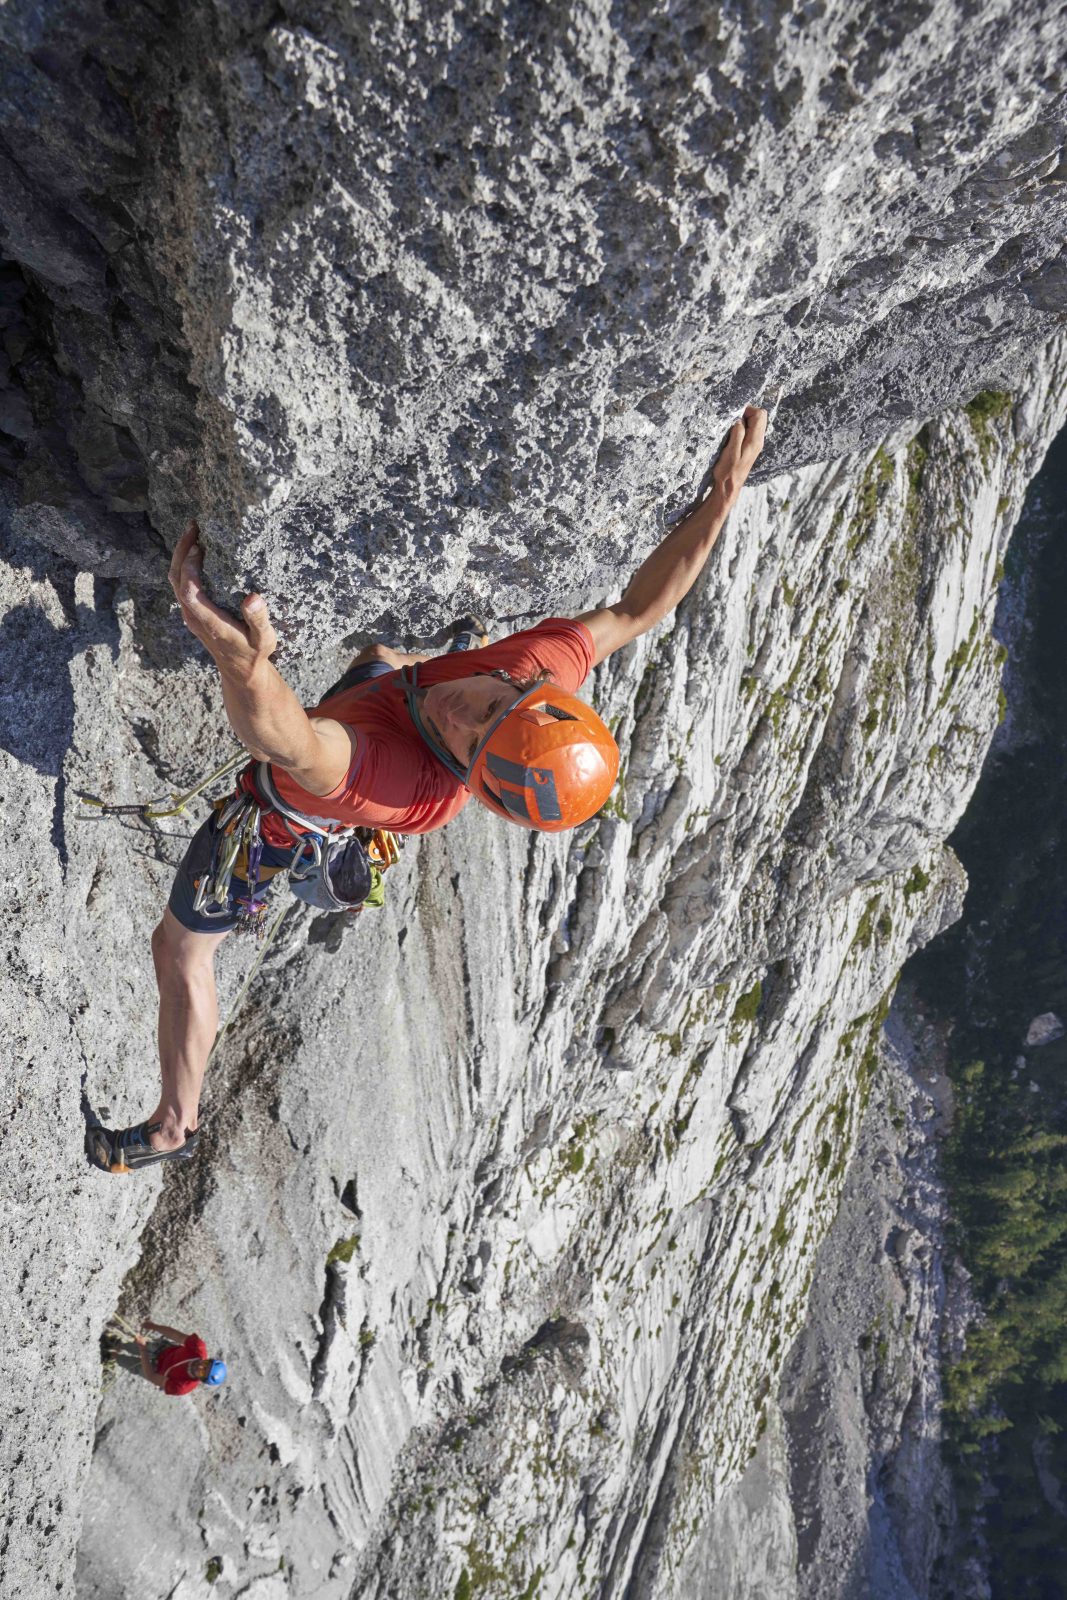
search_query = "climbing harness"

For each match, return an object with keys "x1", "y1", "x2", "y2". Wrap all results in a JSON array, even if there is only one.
[
  {"x1": 79, "y1": 751, "x2": 402, "y2": 934},
  {"x1": 245, "y1": 760, "x2": 400, "y2": 916},
  {"x1": 77, "y1": 748, "x2": 403, "y2": 1060}
]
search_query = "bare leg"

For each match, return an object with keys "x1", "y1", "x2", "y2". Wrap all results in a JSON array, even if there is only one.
[
  {"x1": 146, "y1": 908, "x2": 231, "y2": 1150},
  {"x1": 345, "y1": 641, "x2": 432, "y2": 671}
]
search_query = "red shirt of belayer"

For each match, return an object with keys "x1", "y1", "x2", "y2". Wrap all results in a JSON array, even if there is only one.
[
  {"x1": 135, "y1": 1320, "x2": 227, "y2": 1395},
  {"x1": 155, "y1": 1333, "x2": 209, "y2": 1396}
]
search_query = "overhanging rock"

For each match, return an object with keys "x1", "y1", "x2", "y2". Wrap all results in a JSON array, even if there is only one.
[{"x1": 1, "y1": 0, "x2": 1066, "y2": 639}]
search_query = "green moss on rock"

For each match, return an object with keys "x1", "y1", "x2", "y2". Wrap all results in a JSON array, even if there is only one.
[
  {"x1": 731, "y1": 979, "x2": 763, "y2": 1030},
  {"x1": 847, "y1": 446, "x2": 895, "y2": 556},
  {"x1": 964, "y1": 390, "x2": 1013, "y2": 467}
]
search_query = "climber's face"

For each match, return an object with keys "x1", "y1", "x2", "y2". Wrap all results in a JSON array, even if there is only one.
[{"x1": 421, "y1": 675, "x2": 522, "y2": 768}]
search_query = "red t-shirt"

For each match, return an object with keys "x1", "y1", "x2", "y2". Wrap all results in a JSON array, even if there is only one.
[
  {"x1": 155, "y1": 1334, "x2": 208, "y2": 1396},
  {"x1": 266, "y1": 618, "x2": 595, "y2": 844}
]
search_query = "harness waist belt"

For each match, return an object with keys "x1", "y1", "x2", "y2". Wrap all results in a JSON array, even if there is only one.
[{"x1": 250, "y1": 761, "x2": 359, "y2": 842}]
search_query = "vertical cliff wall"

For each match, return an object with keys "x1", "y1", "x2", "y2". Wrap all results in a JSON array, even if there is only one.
[
  {"x1": 690, "y1": 399, "x2": 1067, "y2": 1600},
  {"x1": 2, "y1": 3, "x2": 1067, "y2": 1598},
  {"x1": 67, "y1": 353, "x2": 1067, "y2": 1600}
]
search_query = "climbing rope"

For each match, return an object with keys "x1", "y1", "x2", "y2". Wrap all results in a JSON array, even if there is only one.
[
  {"x1": 206, "y1": 897, "x2": 292, "y2": 1068},
  {"x1": 77, "y1": 749, "x2": 249, "y2": 823}
]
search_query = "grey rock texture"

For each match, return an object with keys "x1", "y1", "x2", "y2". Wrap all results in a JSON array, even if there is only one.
[
  {"x1": 781, "y1": 1012, "x2": 957, "y2": 1600},
  {"x1": 691, "y1": 994, "x2": 966, "y2": 1600},
  {"x1": 1, "y1": 1, "x2": 1066, "y2": 639},
  {"x1": 2, "y1": 4, "x2": 1067, "y2": 1598},
  {"x1": 36, "y1": 353, "x2": 1066, "y2": 1600},
  {"x1": 1023, "y1": 1011, "x2": 1063, "y2": 1047}
]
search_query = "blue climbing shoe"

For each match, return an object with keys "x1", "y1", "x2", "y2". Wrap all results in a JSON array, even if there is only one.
[
  {"x1": 86, "y1": 1120, "x2": 200, "y2": 1175},
  {"x1": 449, "y1": 615, "x2": 489, "y2": 653}
]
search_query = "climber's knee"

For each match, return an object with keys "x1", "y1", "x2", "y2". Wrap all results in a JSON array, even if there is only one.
[{"x1": 349, "y1": 641, "x2": 402, "y2": 669}]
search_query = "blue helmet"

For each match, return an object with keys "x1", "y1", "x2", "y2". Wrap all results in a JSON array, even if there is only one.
[{"x1": 203, "y1": 1359, "x2": 227, "y2": 1388}]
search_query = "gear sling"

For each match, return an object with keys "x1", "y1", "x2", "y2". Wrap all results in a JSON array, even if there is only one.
[{"x1": 194, "y1": 759, "x2": 399, "y2": 932}]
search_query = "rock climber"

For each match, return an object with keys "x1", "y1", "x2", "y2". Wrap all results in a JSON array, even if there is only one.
[
  {"x1": 131, "y1": 1319, "x2": 226, "y2": 1396},
  {"x1": 87, "y1": 405, "x2": 766, "y2": 1174}
]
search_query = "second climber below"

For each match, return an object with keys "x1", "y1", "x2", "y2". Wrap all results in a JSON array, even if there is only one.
[{"x1": 88, "y1": 406, "x2": 766, "y2": 1172}]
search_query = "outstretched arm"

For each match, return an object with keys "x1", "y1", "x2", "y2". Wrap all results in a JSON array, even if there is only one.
[
  {"x1": 576, "y1": 405, "x2": 767, "y2": 667},
  {"x1": 168, "y1": 524, "x2": 356, "y2": 796},
  {"x1": 142, "y1": 1319, "x2": 191, "y2": 1344}
]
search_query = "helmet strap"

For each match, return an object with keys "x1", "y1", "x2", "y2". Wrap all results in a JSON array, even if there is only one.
[
  {"x1": 402, "y1": 667, "x2": 544, "y2": 789},
  {"x1": 401, "y1": 666, "x2": 468, "y2": 782},
  {"x1": 463, "y1": 681, "x2": 544, "y2": 784}
]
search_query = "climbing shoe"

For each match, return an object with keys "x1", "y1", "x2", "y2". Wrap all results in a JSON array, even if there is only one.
[
  {"x1": 86, "y1": 1120, "x2": 200, "y2": 1175},
  {"x1": 449, "y1": 614, "x2": 489, "y2": 653}
]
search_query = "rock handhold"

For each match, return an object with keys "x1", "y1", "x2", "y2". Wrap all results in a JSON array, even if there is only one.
[{"x1": 1024, "y1": 1012, "x2": 1064, "y2": 1047}]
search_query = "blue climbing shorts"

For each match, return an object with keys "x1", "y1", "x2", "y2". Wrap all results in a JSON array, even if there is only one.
[
  {"x1": 167, "y1": 813, "x2": 295, "y2": 935},
  {"x1": 167, "y1": 659, "x2": 392, "y2": 935},
  {"x1": 317, "y1": 655, "x2": 392, "y2": 702}
]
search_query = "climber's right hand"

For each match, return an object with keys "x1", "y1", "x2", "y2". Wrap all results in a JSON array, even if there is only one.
[
  {"x1": 710, "y1": 405, "x2": 767, "y2": 512},
  {"x1": 168, "y1": 521, "x2": 278, "y2": 682}
]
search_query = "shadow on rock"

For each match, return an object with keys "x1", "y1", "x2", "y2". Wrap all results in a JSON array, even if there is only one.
[{"x1": 0, "y1": 544, "x2": 122, "y2": 866}]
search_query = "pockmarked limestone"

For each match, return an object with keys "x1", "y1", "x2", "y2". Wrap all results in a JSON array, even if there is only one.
[
  {"x1": 2, "y1": 3, "x2": 1067, "y2": 1597},
  {"x1": 1, "y1": 0, "x2": 1066, "y2": 637}
]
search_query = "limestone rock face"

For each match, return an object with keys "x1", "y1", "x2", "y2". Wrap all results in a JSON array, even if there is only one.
[
  {"x1": 1, "y1": 0, "x2": 1066, "y2": 637},
  {"x1": 20, "y1": 349, "x2": 1061, "y2": 1600},
  {"x1": 2, "y1": 4, "x2": 1067, "y2": 1599},
  {"x1": 690, "y1": 996, "x2": 965, "y2": 1600}
]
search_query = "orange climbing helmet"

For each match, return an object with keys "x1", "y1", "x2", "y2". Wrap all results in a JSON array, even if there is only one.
[
  {"x1": 402, "y1": 668, "x2": 620, "y2": 831},
  {"x1": 467, "y1": 683, "x2": 620, "y2": 831}
]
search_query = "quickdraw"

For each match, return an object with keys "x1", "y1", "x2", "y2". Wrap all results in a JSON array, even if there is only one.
[
  {"x1": 77, "y1": 750, "x2": 403, "y2": 1061},
  {"x1": 366, "y1": 828, "x2": 401, "y2": 869},
  {"x1": 79, "y1": 752, "x2": 279, "y2": 936},
  {"x1": 192, "y1": 790, "x2": 270, "y2": 932},
  {"x1": 77, "y1": 750, "x2": 249, "y2": 823},
  {"x1": 78, "y1": 750, "x2": 403, "y2": 937}
]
